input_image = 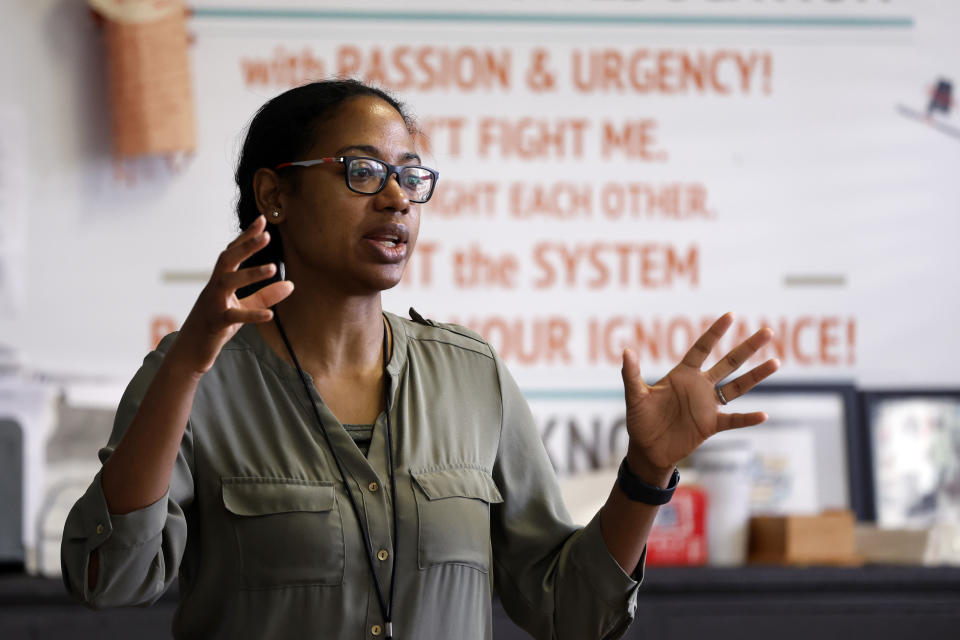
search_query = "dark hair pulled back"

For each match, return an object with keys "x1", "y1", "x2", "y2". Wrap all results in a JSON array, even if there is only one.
[{"x1": 234, "y1": 79, "x2": 413, "y2": 292}]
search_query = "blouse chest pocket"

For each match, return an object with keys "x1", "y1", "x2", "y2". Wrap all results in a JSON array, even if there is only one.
[
  {"x1": 222, "y1": 478, "x2": 344, "y2": 589},
  {"x1": 411, "y1": 467, "x2": 504, "y2": 573}
]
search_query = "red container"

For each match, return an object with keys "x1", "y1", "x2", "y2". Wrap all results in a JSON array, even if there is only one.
[{"x1": 645, "y1": 485, "x2": 708, "y2": 566}]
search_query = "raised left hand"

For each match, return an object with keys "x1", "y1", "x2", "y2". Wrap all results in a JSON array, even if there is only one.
[{"x1": 620, "y1": 312, "x2": 779, "y2": 484}]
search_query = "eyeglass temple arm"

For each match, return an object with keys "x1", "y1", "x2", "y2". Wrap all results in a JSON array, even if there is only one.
[{"x1": 274, "y1": 158, "x2": 343, "y2": 170}]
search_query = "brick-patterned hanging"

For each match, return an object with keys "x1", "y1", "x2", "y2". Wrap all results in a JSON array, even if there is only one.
[{"x1": 89, "y1": 0, "x2": 195, "y2": 158}]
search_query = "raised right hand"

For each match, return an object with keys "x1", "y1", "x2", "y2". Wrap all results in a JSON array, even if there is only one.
[{"x1": 171, "y1": 215, "x2": 294, "y2": 376}]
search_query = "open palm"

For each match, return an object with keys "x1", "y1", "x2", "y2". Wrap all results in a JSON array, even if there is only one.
[{"x1": 621, "y1": 313, "x2": 780, "y2": 476}]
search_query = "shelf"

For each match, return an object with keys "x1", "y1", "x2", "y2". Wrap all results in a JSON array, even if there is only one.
[
  {"x1": 3, "y1": 566, "x2": 960, "y2": 640},
  {"x1": 641, "y1": 564, "x2": 960, "y2": 593}
]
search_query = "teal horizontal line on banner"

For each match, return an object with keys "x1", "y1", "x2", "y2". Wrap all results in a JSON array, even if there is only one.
[
  {"x1": 191, "y1": 9, "x2": 913, "y2": 29},
  {"x1": 523, "y1": 389, "x2": 623, "y2": 400}
]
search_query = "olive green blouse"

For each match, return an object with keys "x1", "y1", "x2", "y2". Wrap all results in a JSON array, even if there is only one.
[{"x1": 61, "y1": 312, "x2": 642, "y2": 639}]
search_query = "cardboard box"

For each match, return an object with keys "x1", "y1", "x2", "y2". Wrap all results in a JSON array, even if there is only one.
[
  {"x1": 855, "y1": 525, "x2": 930, "y2": 565},
  {"x1": 748, "y1": 510, "x2": 861, "y2": 566}
]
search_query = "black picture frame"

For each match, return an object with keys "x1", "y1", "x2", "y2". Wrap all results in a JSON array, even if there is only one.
[
  {"x1": 738, "y1": 381, "x2": 869, "y2": 521},
  {"x1": 859, "y1": 389, "x2": 960, "y2": 525}
]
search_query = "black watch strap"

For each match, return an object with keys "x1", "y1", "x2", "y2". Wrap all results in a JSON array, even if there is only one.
[{"x1": 617, "y1": 459, "x2": 680, "y2": 505}]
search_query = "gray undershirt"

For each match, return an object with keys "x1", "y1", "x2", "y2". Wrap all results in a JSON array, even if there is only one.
[{"x1": 342, "y1": 423, "x2": 374, "y2": 457}]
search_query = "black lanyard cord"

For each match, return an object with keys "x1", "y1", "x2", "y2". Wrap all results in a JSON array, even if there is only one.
[{"x1": 273, "y1": 310, "x2": 398, "y2": 638}]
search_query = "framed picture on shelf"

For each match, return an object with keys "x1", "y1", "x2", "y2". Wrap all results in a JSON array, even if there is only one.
[
  {"x1": 708, "y1": 382, "x2": 868, "y2": 520},
  {"x1": 861, "y1": 390, "x2": 960, "y2": 528}
]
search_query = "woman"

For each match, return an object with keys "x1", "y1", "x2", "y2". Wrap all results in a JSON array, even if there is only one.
[{"x1": 62, "y1": 80, "x2": 778, "y2": 639}]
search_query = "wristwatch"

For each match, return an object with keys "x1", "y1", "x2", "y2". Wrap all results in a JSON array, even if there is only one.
[{"x1": 617, "y1": 458, "x2": 680, "y2": 505}]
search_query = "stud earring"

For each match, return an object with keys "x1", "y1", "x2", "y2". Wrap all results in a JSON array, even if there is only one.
[{"x1": 271, "y1": 211, "x2": 280, "y2": 219}]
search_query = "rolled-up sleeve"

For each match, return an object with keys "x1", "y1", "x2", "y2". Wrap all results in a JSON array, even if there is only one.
[
  {"x1": 60, "y1": 334, "x2": 195, "y2": 609},
  {"x1": 490, "y1": 352, "x2": 642, "y2": 640}
]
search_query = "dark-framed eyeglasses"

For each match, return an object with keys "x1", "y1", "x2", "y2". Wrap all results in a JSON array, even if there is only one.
[{"x1": 275, "y1": 156, "x2": 439, "y2": 204}]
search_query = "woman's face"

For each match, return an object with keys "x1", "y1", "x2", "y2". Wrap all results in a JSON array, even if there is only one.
[{"x1": 277, "y1": 95, "x2": 421, "y2": 295}]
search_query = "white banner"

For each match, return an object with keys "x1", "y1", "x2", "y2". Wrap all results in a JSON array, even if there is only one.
[{"x1": 2, "y1": 0, "x2": 958, "y2": 407}]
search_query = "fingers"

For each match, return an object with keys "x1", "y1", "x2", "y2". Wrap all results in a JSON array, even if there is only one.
[
  {"x1": 226, "y1": 214, "x2": 266, "y2": 250},
  {"x1": 716, "y1": 411, "x2": 768, "y2": 432},
  {"x1": 715, "y1": 358, "x2": 780, "y2": 404},
  {"x1": 216, "y1": 277, "x2": 293, "y2": 327},
  {"x1": 219, "y1": 263, "x2": 277, "y2": 293},
  {"x1": 621, "y1": 348, "x2": 650, "y2": 405},
  {"x1": 243, "y1": 279, "x2": 295, "y2": 311},
  {"x1": 706, "y1": 327, "x2": 774, "y2": 384},
  {"x1": 223, "y1": 307, "x2": 274, "y2": 325},
  {"x1": 217, "y1": 224, "x2": 271, "y2": 275},
  {"x1": 681, "y1": 312, "x2": 734, "y2": 369}
]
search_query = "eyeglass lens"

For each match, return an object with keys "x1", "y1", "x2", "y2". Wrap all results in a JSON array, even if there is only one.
[{"x1": 347, "y1": 158, "x2": 435, "y2": 202}]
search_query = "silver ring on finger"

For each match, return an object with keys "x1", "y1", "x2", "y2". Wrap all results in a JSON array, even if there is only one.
[{"x1": 715, "y1": 385, "x2": 729, "y2": 405}]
